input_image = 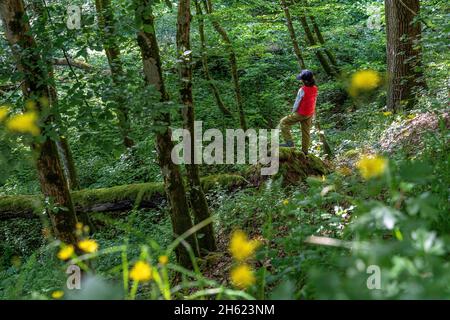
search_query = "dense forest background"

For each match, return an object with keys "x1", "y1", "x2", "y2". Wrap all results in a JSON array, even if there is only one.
[{"x1": 0, "y1": 0, "x2": 448, "y2": 300}]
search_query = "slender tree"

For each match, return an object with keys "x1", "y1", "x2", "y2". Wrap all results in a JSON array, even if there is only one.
[
  {"x1": 280, "y1": 0, "x2": 306, "y2": 69},
  {"x1": 0, "y1": 0, "x2": 78, "y2": 244},
  {"x1": 385, "y1": 0, "x2": 424, "y2": 111},
  {"x1": 291, "y1": 0, "x2": 335, "y2": 76},
  {"x1": 31, "y1": 0, "x2": 81, "y2": 191},
  {"x1": 194, "y1": 0, "x2": 233, "y2": 117},
  {"x1": 95, "y1": 0, "x2": 134, "y2": 148},
  {"x1": 135, "y1": 0, "x2": 200, "y2": 267},
  {"x1": 202, "y1": 0, "x2": 247, "y2": 130},
  {"x1": 302, "y1": 0, "x2": 338, "y2": 68},
  {"x1": 177, "y1": 0, "x2": 217, "y2": 253}
]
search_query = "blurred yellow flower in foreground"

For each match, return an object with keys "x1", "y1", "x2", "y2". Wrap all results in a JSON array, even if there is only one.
[
  {"x1": 57, "y1": 245, "x2": 74, "y2": 260},
  {"x1": 229, "y1": 230, "x2": 259, "y2": 261},
  {"x1": 51, "y1": 290, "x2": 64, "y2": 299},
  {"x1": 6, "y1": 111, "x2": 40, "y2": 136},
  {"x1": 130, "y1": 261, "x2": 152, "y2": 282},
  {"x1": 158, "y1": 255, "x2": 169, "y2": 265},
  {"x1": 383, "y1": 111, "x2": 393, "y2": 116},
  {"x1": 0, "y1": 106, "x2": 9, "y2": 122},
  {"x1": 78, "y1": 239, "x2": 98, "y2": 253},
  {"x1": 230, "y1": 264, "x2": 255, "y2": 289},
  {"x1": 350, "y1": 70, "x2": 381, "y2": 96},
  {"x1": 356, "y1": 155, "x2": 387, "y2": 180},
  {"x1": 282, "y1": 199, "x2": 289, "y2": 205}
]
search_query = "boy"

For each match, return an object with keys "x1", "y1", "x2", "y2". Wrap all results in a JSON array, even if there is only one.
[{"x1": 279, "y1": 70, "x2": 318, "y2": 155}]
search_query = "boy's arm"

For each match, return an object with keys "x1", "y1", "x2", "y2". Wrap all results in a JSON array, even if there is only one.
[{"x1": 292, "y1": 88, "x2": 305, "y2": 113}]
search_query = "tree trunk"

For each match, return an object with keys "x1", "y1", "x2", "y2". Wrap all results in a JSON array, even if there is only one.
[
  {"x1": 0, "y1": 0, "x2": 78, "y2": 244},
  {"x1": 95, "y1": 0, "x2": 134, "y2": 148},
  {"x1": 385, "y1": 0, "x2": 424, "y2": 112},
  {"x1": 291, "y1": 0, "x2": 335, "y2": 76},
  {"x1": 301, "y1": 0, "x2": 338, "y2": 68},
  {"x1": 177, "y1": 0, "x2": 217, "y2": 253},
  {"x1": 203, "y1": 0, "x2": 247, "y2": 130},
  {"x1": 280, "y1": 0, "x2": 306, "y2": 69},
  {"x1": 194, "y1": 0, "x2": 233, "y2": 117},
  {"x1": 135, "y1": 0, "x2": 200, "y2": 267}
]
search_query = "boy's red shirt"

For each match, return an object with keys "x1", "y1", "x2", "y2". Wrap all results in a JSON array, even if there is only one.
[{"x1": 297, "y1": 85, "x2": 318, "y2": 116}]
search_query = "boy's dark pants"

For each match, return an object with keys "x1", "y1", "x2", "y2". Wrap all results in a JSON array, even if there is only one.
[{"x1": 279, "y1": 113, "x2": 313, "y2": 154}]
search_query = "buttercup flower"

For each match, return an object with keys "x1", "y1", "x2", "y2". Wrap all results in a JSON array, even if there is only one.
[
  {"x1": 158, "y1": 255, "x2": 169, "y2": 265},
  {"x1": 0, "y1": 106, "x2": 9, "y2": 122},
  {"x1": 78, "y1": 239, "x2": 98, "y2": 253},
  {"x1": 350, "y1": 70, "x2": 381, "y2": 96},
  {"x1": 229, "y1": 230, "x2": 259, "y2": 261},
  {"x1": 130, "y1": 261, "x2": 152, "y2": 282},
  {"x1": 6, "y1": 111, "x2": 40, "y2": 136},
  {"x1": 356, "y1": 155, "x2": 387, "y2": 180},
  {"x1": 230, "y1": 264, "x2": 255, "y2": 289},
  {"x1": 57, "y1": 245, "x2": 74, "y2": 260},
  {"x1": 51, "y1": 290, "x2": 64, "y2": 299}
]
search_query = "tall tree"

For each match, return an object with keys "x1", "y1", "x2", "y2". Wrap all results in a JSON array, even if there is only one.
[
  {"x1": 135, "y1": 0, "x2": 200, "y2": 267},
  {"x1": 291, "y1": 0, "x2": 336, "y2": 76},
  {"x1": 280, "y1": 0, "x2": 306, "y2": 69},
  {"x1": 0, "y1": 0, "x2": 78, "y2": 244},
  {"x1": 194, "y1": 0, "x2": 233, "y2": 117},
  {"x1": 302, "y1": 0, "x2": 338, "y2": 68},
  {"x1": 177, "y1": 0, "x2": 217, "y2": 253},
  {"x1": 385, "y1": 0, "x2": 424, "y2": 111},
  {"x1": 95, "y1": 0, "x2": 134, "y2": 148},
  {"x1": 202, "y1": 0, "x2": 247, "y2": 130}
]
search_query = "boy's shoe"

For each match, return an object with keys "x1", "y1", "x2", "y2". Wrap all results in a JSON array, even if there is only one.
[{"x1": 280, "y1": 140, "x2": 295, "y2": 148}]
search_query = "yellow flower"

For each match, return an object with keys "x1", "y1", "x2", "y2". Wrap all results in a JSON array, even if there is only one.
[
  {"x1": 350, "y1": 70, "x2": 381, "y2": 96},
  {"x1": 356, "y1": 155, "x2": 387, "y2": 180},
  {"x1": 337, "y1": 166, "x2": 352, "y2": 176},
  {"x1": 25, "y1": 99, "x2": 36, "y2": 110},
  {"x1": 282, "y1": 199, "x2": 289, "y2": 205},
  {"x1": 0, "y1": 106, "x2": 9, "y2": 122},
  {"x1": 383, "y1": 111, "x2": 393, "y2": 116},
  {"x1": 75, "y1": 222, "x2": 83, "y2": 230},
  {"x1": 51, "y1": 290, "x2": 64, "y2": 299},
  {"x1": 6, "y1": 111, "x2": 40, "y2": 136},
  {"x1": 158, "y1": 255, "x2": 169, "y2": 265},
  {"x1": 230, "y1": 264, "x2": 255, "y2": 289},
  {"x1": 78, "y1": 239, "x2": 98, "y2": 253},
  {"x1": 229, "y1": 230, "x2": 259, "y2": 261},
  {"x1": 130, "y1": 261, "x2": 152, "y2": 282},
  {"x1": 57, "y1": 245, "x2": 74, "y2": 260}
]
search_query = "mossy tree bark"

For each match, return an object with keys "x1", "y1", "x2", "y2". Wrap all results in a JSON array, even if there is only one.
[
  {"x1": 194, "y1": 0, "x2": 233, "y2": 117},
  {"x1": 177, "y1": 0, "x2": 217, "y2": 253},
  {"x1": 135, "y1": 0, "x2": 200, "y2": 267},
  {"x1": 95, "y1": 0, "x2": 134, "y2": 148},
  {"x1": 280, "y1": 0, "x2": 306, "y2": 69},
  {"x1": 203, "y1": 0, "x2": 247, "y2": 130},
  {"x1": 385, "y1": 0, "x2": 424, "y2": 112},
  {"x1": 0, "y1": 0, "x2": 78, "y2": 244}
]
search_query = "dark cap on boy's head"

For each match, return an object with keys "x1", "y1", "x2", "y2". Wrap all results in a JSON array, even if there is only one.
[{"x1": 296, "y1": 70, "x2": 314, "y2": 81}]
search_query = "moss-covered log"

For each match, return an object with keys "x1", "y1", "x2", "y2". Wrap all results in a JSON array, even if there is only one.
[
  {"x1": 248, "y1": 148, "x2": 330, "y2": 186},
  {"x1": 0, "y1": 174, "x2": 246, "y2": 220}
]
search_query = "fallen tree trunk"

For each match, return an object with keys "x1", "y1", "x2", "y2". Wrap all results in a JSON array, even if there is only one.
[{"x1": 0, "y1": 174, "x2": 246, "y2": 220}]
